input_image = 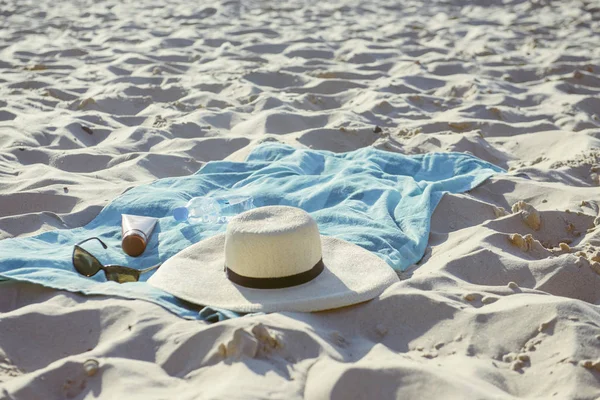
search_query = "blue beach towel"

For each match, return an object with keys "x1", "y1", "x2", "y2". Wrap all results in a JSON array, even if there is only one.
[{"x1": 0, "y1": 143, "x2": 504, "y2": 320}]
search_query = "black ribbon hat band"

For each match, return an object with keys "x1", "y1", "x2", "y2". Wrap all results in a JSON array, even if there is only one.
[{"x1": 225, "y1": 259, "x2": 325, "y2": 289}]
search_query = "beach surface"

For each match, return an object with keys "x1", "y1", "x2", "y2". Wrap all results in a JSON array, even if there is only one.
[{"x1": 1, "y1": 0, "x2": 600, "y2": 398}]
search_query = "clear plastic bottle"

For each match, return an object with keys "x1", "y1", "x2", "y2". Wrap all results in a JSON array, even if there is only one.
[{"x1": 173, "y1": 195, "x2": 255, "y2": 224}]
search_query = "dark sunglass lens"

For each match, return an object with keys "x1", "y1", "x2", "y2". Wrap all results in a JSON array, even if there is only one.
[
  {"x1": 73, "y1": 247, "x2": 103, "y2": 277},
  {"x1": 104, "y1": 266, "x2": 140, "y2": 284},
  {"x1": 115, "y1": 273, "x2": 139, "y2": 283}
]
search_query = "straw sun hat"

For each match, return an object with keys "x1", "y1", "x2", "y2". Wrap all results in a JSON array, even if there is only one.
[{"x1": 148, "y1": 206, "x2": 399, "y2": 313}]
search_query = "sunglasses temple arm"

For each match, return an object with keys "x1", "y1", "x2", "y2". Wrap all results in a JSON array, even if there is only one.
[
  {"x1": 75, "y1": 237, "x2": 108, "y2": 249},
  {"x1": 140, "y1": 263, "x2": 162, "y2": 273}
]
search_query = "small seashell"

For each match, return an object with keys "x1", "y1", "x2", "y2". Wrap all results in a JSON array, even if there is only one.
[
  {"x1": 24, "y1": 64, "x2": 47, "y2": 71},
  {"x1": 511, "y1": 201, "x2": 541, "y2": 230},
  {"x1": 482, "y1": 296, "x2": 498, "y2": 304},
  {"x1": 509, "y1": 233, "x2": 534, "y2": 251},
  {"x1": 448, "y1": 121, "x2": 471, "y2": 131},
  {"x1": 218, "y1": 343, "x2": 227, "y2": 357},
  {"x1": 508, "y1": 281, "x2": 519, "y2": 290},
  {"x1": 232, "y1": 329, "x2": 259, "y2": 358},
  {"x1": 559, "y1": 243, "x2": 570, "y2": 253},
  {"x1": 493, "y1": 206, "x2": 509, "y2": 218},
  {"x1": 252, "y1": 323, "x2": 281, "y2": 349},
  {"x1": 463, "y1": 293, "x2": 479, "y2": 301},
  {"x1": 511, "y1": 360, "x2": 524, "y2": 370},
  {"x1": 83, "y1": 359, "x2": 99, "y2": 376},
  {"x1": 78, "y1": 97, "x2": 96, "y2": 109}
]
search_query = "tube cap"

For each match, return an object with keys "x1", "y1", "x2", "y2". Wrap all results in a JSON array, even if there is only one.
[
  {"x1": 122, "y1": 230, "x2": 147, "y2": 257},
  {"x1": 173, "y1": 207, "x2": 189, "y2": 222}
]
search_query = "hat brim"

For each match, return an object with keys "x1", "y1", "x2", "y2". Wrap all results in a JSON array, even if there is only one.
[{"x1": 148, "y1": 234, "x2": 399, "y2": 313}]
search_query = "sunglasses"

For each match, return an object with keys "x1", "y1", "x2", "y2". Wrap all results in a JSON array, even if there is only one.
[{"x1": 73, "y1": 237, "x2": 161, "y2": 283}]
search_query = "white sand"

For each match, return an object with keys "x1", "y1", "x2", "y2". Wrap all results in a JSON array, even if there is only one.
[{"x1": 1, "y1": 0, "x2": 600, "y2": 398}]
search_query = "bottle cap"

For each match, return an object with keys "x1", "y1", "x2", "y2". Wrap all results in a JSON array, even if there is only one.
[
  {"x1": 173, "y1": 207, "x2": 189, "y2": 222},
  {"x1": 122, "y1": 229, "x2": 147, "y2": 257}
]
